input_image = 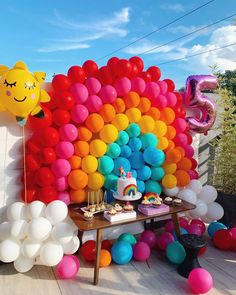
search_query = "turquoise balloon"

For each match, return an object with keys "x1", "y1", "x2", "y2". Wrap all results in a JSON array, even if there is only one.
[
  {"x1": 140, "y1": 133, "x2": 158, "y2": 149},
  {"x1": 106, "y1": 143, "x2": 121, "y2": 159},
  {"x1": 166, "y1": 241, "x2": 186, "y2": 264},
  {"x1": 137, "y1": 165, "x2": 151, "y2": 181},
  {"x1": 104, "y1": 174, "x2": 118, "y2": 190},
  {"x1": 145, "y1": 180, "x2": 162, "y2": 194},
  {"x1": 131, "y1": 169, "x2": 137, "y2": 179},
  {"x1": 128, "y1": 137, "x2": 142, "y2": 151},
  {"x1": 111, "y1": 241, "x2": 133, "y2": 265},
  {"x1": 113, "y1": 157, "x2": 131, "y2": 176},
  {"x1": 116, "y1": 131, "x2": 129, "y2": 146},
  {"x1": 118, "y1": 233, "x2": 137, "y2": 246},
  {"x1": 126, "y1": 123, "x2": 141, "y2": 138},
  {"x1": 137, "y1": 180, "x2": 145, "y2": 193},
  {"x1": 144, "y1": 147, "x2": 165, "y2": 166},
  {"x1": 172, "y1": 228, "x2": 188, "y2": 240},
  {"x1": 98, "y1": 156, "x2": 114, "y2": 175},
  {"x1": 207, "y1": 222, "x2": 227, "y2": 237},
  {"x1": 151, "y1": 167, "x2": 165, "y2": 181}
]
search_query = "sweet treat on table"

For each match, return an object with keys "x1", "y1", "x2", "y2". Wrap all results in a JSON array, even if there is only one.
[
  {"x1": 95, "y1": 205, "x2": 101, "y2": 211},
  {"x1": 164, "y1": 197, "x2": 173, "y2": 205},
  {"x1": 115, "y1": 168, "x2": 140, "y2": 200},
  {"x1": 123, "y1": 201, "x2": 134, "y2": 212},
  {"x1": 172, "y1": 198, "x2": 182, "y2": 206},
  {"x1": 88, "y1": 205, "x2": 96, "y2": 212},
  {"x1": 100, "y1": 203, "x2": 106, "y2": 210},
  {"x1": 114, "y1": 203, "x2": 123, "y2": 212},
  {"x1": 143, "y1": 192, "x2": 159, "y2": 203},
  {"x1": 141, "y1": 197, "x2": 151, "y2": 207},
  {"x1": 83, "y1": 211, "x2": 94, "y2": 221},
  {"x1": 152, "y1": 198, "x2": 162, "y2": 207},
  {"x1": 107, "y1": 208, "x2": 117, "y2": 215}
]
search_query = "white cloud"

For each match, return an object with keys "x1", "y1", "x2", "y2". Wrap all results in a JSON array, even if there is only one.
[
  {"x1": 124, "y1": 40, "x2": 173, "y2": 55},
  {"x1": 168, "y1": 25, "x2": 209, "y2": 35},
  {"x1": 160, "y1": 3, "x2": 185, "y2": 13},
  {"x1": 38, "y1": 7, "x2": 130, "y2": 53}
]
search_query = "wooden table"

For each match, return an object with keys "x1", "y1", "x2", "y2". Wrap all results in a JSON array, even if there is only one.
[{"x1": 68, "y1": 200, "x2": 195, "y2": 285}]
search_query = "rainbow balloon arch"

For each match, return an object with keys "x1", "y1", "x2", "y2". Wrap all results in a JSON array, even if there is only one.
[{"x1": 16, "y1": 56, "x2": 217, "y2": 204}]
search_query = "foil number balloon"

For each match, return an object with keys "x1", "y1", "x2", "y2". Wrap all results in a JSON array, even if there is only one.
[
  {"x1": 185, "y1": 75, "x2": 218, "y2": 133},
  {"x1": 0, "y1": 61, "x2": 50, "y2": 125}
]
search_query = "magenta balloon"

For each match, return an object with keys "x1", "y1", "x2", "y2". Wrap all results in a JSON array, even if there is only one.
[
  {"x1": 139, "y1": 230, "x2": 157, "y2": 248},
  {"x1": 71, "y1": 104, "x2": 89, "y2": 123},
  {"x1": 165, "y1": 220, "x2": 174, "y2": 232},
  {"x1": 156, "y1": 232, "x2": 174, "y2": 251},
  {"x1": 70, "y1": 83, "x2": 88, "y2": 104},
  {"x1": 58, "y1": 191, "x2": 70, "y2": 205},
  {"x1": 184, "y1": 75, "x2": 217, "y2": 134},
  {"x1": 188, "y1": 268, "x2": 213, "y2": 294},
  {"x1": 179, "y1": 217, "x2": 189, "y2": 229},
  {"x1": 59, "y1": 124, "x2": 78, "y2": 142},
  {"x1": 187, "y1": 224, "x2": 202, "y2": 236},
  {"x1": 229, "y1": 227, "x2": 236, "y2": 239},
  {"x1": 131, "y1": 77, "x2": 146, "y2": 95},
  {"x1": 85, "y1": 77, "x2": 101, "y2": 95},
  {"x1": 52, "y1": 159, "x2": 71, "y2": 177},
  {"x1": 133, "y1": 242, "x2": 150, "y2": 261},
  {"x1": 55, "y1": 141, "x2": 74, "y2": 159},
  {"x1": 56, "y1": 255, "x2": 80, "y2": 279},
  {"x1": 190, "y1": 219, "x2": 206, "y2": 235},
  {"x1": 143, "y1": 82, "x2": 160, "y2": 100},
  {"x1": 166, "y1": 92, "x2": 177, "y2": 107},
  {"x1": 114, "y1": 77, "x2": 131, "y2": 96},
  {"x1": 85, "y1": 95, "x2": 103, "y2": 112},
  {"x1": 99, "y1": 85, "x2": 117, "y2": 103},
  {"x1": 173, "y1": 118, "x2": 187, "y2": 133},
  {"x1": 152, "y1": 94, "x2": 167, "y2": 109},
  {"x1": 174, "y1": 133, "x2": 188, "y2": 147},
  {"x1": 188, "y1": 170, "x2": 199, "y2": 180},
  {"x1": 184, "y1": 145, "x2": 194, "y2": 158},
  {"x1": 157, "y1": 80, "x2": 168, "y2": 95},
  {"x1": 55, "y1": 177, "x2": 68, "y2": 191}
]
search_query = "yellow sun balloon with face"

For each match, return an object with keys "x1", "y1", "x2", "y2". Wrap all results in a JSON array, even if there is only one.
[{"x1": 0, "y1": 61, "x2": 50, "y2": 125}]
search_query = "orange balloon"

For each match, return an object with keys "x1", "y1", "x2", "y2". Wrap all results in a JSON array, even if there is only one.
[
  {"x1": 160, "y1": 107, "x2": 175, "y2": 125},
  {"x1": 138, "y1": 97, "x2": 151, "y2": 113},
  {"x1": 99, "y1": 249, "x2": 112, "y2": 267},
  {"x1": 166, "y1": 126, "x2": 176, "y2": 140},
  {"x1": 174, "y1": 170, "x2": 190, "y2": 187},
  {"x1": 68, "y1": 155, "x2": 81, "y2": 169},
  {"x1": 77, "y1": 126, "x2": 92, "y2": 141},
  {"x1": 85, "y1": 113, "x2": 104, "y2": 133},
  {"x1": 163, "y1": 163, "x2": 177, "y2": 174},
  {"x1": 113, "y1": 98, "x2": 126, "y2": 113},
  {"x1": 70, "y1": 189, "x2": 87, "y2": 203},
  {"x1": 99, "y1": 104, "x2": 116, "y2": 122},
  {"x1": 123, "y1": 91, "x2": 140, "y2": 108},
  {"x1": 165, "y1": 140, "x2": 175, "y2": 152},
  {"x1": 177, "y1": 157, "x2": 192, "y2": 171},
  {"x1": 74, "y1": 141, "x2": 89, "y2": 157},
  {"x1": 68, "y1": 169, "x2": 88, "y2": 189},
  {"x1": 166, "y1": 148, "x2": 182, "y2": 164},
  {"x1": 157, "y1": 137, "x2": 169, "y2": 150},
  {"x1": 145, "y1": 107, "x2": 160, "y2": 121},
  {"x1": 175, "y1": 146, "x2": 185, "y2": 158}
]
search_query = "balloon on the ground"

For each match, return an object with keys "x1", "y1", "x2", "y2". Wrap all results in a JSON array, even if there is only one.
[
  {"x1": 111, "y1": 241, "x2": 133, "y2": 265},
  {"x1": 188, "y1": 268, "x2": 213, "y2": 294}
]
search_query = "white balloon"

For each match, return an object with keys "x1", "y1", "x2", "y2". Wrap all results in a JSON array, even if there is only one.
[
  {"x1": 206, "y1": 202, "x2": 224, "y2": 222},
  {"x1": 10, "y1": 220, "x2": 28, "y2": 240},
  {"x1": 163, "y1": 187, "x2": 179, "y2": 197},
  {"x1": 201, "y1": 215, "x2": 214, "y2": 224},
  {"x1": 178, "y1": 189, "x2": 197, "y2": 204},
  {"x1": 187, "y1": 180, "x2": 203, "y2": 195},
  {"x1": 45, "y1": 201, "x2": 68, "y2": 225},
  {"x1": 7, "y1": 202, "x2": 26, "y2": 221},
  {"x1": 27, "y1": 201, "x2": 46, "y2": 220},
  {"x1": 62, "y1": 236, "x2": 80, "y2": 255},
  {"x1": 28, "y1": 217, "x2": 52, "y2": 241},
  {"x1": 190, "y1": 199, "x2": 208, "y2": 217},
  {"x1": 40, "y1": 241, "x2": 63, "y2": 266},
  {"x1": 14, "y1": 256, "x2": 35, "y2": 273},
  {"x1": 198, "y1": 185, "x2": 218, "y2": 204},
  {"x1": 0, "y1": 222, "x2": 11, "y2": 240},
  {"x1": 64, "y1": 217, "x2": 78, "y2": 232},
  {"x1": 0, "y1": 239, "x2": 20, "y2": 262},
  {"x1": 22, "y1": 238, "x2": 41, "y2": 259},
  {"x1": 51, "y1": 222, "x2": 76, "y2": 244}
]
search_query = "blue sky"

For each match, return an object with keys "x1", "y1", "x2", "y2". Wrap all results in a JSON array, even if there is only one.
[{"x1": 0, "y1": 0, "x2": 235, "y2": 88}]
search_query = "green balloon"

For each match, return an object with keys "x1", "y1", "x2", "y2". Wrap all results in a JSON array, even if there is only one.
[
  {"x1": 106, "y1": 143, "x2": 121, "y2": 159},
  {"x1": 140, "y1": 133, "x2": 158, "y2": 149},
  {"x1": 118, "y1": 233, "x2": 137, "y2": 246},
  {"x1": 166, "y1": 241, "x2": 186, "y2": 264},
  {"x1": 98, "y1": 156, "x2": 114, "y2": 175},
  {"x1": 151, "y1": 167, "x2": 165, "y2": 181}
]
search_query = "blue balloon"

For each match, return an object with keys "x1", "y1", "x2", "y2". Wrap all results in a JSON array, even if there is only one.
[
  {"x1": 105, "y1": 190, "x2": 115, "y2": 203},
  {"x1": 137, "y1": 165, "x2": 152, "y2": 181},
  {"x1": 113, "y1": 157, "x2": 131, "y2": 176},
  {"x1": 143, "y1": 147, "x2": 165, "y2": 166},
  {"x1": 111, "y1": 241, "x2": 133, "y2": 265},
  {"x1": 118, "y1": 233, "x2": 137, "y2": 246},
  {"x1": 131, "y1": 169, "x2": 137, "y2": 179},
  {"x1": 129, "y1": 152, "x2": 145, "y2": 169},
  {"x1": 120, "y1": 145, "x2": 132, "y2": 158},
  {"x1": 104, "y1": 174, "x2": 118, "y2": 190},
  {"x1": 106, "y1": 143, "x2": 121, "y2": 159},
  {"x1": 137, "y1": 180, "x2": 145, "y2": 193},
  {"x1": 172, "y1": 228, "x2": 188, "y2": 240},
  {"x1": 128, "y1": 137, "x2": 142, "y2": 151},
  {"x1": 207, "y1": 222, "x2": 227, "y2": 237},
  {"x1": 145, "y1": 180, "x2": 162, "y2": 194},
  {"x1": 166, "y1": 241, "x2": 186, "y2": 264},
  {"x1": 140, "y1": 133, "x2": 158, "y2": 149},
  {"x1": 126, "y1": 123, "x2": 141, "y2": 138},
  {"x1": 116, "y1": 131, "x2": 129, "y2": 146},
  {"x1": 98, "y1": 156, "x2": 114, "y2": 175},
  {"x1": 151, "y1": 167, "x2": 165, "y2": 181}
]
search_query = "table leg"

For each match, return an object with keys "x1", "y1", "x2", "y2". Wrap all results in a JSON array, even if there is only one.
[
  {"x1": 172, "y1": 212, "x2": 181, "y2": 237},
  {"x1": 77, "y1": 230, "x2": 84, "y2": 246},
  {"x1": 93, "y1": 228, "x2": 103, "y2": 285}
]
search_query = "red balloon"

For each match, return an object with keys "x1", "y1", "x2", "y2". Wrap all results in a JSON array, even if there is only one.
[
  {"x1": 117, "y1": 59, "x2": 132, "y2": 78},
  {"x1": 185, "y1": 132, "x2": 193, "y2": 144},
  {"x1": 98, "y1": 66, "x2": 113, "y2": 85},
  {"x1": 80, "y1": 240, "x2": 96, "y2": 262},
  {"x1": 129, "y1": 64, "x2": 139, "y2": 79},
  {"x1": 147, "y1": 66, "x2": 161, "y2": 81},
  {"x1": 213, "y1": 229, "x2": 233, "y2": 250},
  {"x1": 52, "y1": 74, "x2": 71, "y2": 92},
  {"x1": 28, "y1": 107, "x2": 52, "y2": 130},
  {"x1": 102, "y1": 240, "x2": 113, "y2": 251},
  {"x1": 138, "y1": 71, "x2": 152, "y2": 82},
  {"x1": 52, "y1": 109, "x2": 71, "y2": 126},
  {"x1": 67, "y1": 65, "x2": 86, "y2": 83},
  {"x1": 198, "y1": 245, "x2": 207, "y2": 256},
  {"x1": 26, "y1": 154, "x2": 41, "y2": 171},
  {"x1": 82, "y1": 60, "x2": 98, "y2": 77},
  {"x1": 174, "y1": 92, "x2": 183, "y2": 106},
  {"x1": 41, "y1": 127, "x2": 60, "y2": 147},
  {"x1": 43, "y1": 92, "x2": 57, "y2": 110},
  {"x1": 37, "y1": 186, "x2": 58, "y2": 204},
  {"x1": 26, "y1": 140, "x2": 41, "y2": 154},
  {"x1": 21, "y1": 187, "x2": 37, "y2": 203},
  {"x1": 56, "y1": 91, "x2": 75, "y2": 110},
  {"x1": 41, "y1": 147, "x2": 56, "y2": 164},
  {"x1": 129, "y1": 56, "x2": 144, "y2": 73},
  {"x1": 164, "y1": 79, "x2": 175, "y2": 92},
  {"x1": 175, "y1": 107, "x2": 186, "y2": 118},
  {"x1": 191, "y1": 158, "x2": 198, "y2": 170},
  {"x1": 107, "y1": 57, "x2": 119, "y2": 78},
  {"x1": 230, "y1": 239, "x2": 236, "y2": 251},
  {"x1": 35, "y1": 167, "x2": 55, "y2": 187},
  {"x1": 21, "y1": 171, "x2": 36, "y2": 185}
]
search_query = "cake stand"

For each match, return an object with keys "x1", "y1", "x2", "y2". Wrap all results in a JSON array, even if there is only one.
[{"x1": 113, "y1": 191, "x2": 142, "y2": 201}]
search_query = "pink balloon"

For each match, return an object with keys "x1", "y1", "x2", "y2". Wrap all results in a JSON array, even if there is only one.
[
  {"x1": 114, "y1": 77, "x2": 131, "y2": 96},
  {"x1": 133, "y1": 242, "x2": 150, "y2": 261},
  {"x1": 71, "y1": 104, "x2": 88, "y2": 123},
  {"x1": 174, "y1": 133, "x2": 188, "y2": 147},
  {"x1": 229, "y1": 227, "x2": 236, "y2": 239},
  {"x1": 85, "y1": 95, "x2": 103, "y2": 112},
  {"x1": 173, "y1": 118, "x2": 187, "y2": 133},
  {"x1": 184, "y1": 145, "x2": 194, "y2": 158},
  {"x1": 99, "y1": 85, "x2": 117, "y2": 103},
  {"x1": 156, "y1": 232, "x2": 174, "y2": 251},
  {"x1": 131, "y1": 77, "x2": 146, "y2": 95},
  {"x1": 157, "y1": 80, "x2": 168, "y2": 95},
  {"x1": 56, "y1": 141, "x2": 74, "y2": 159},
  {"x1": 139, "y1": 230, "x2": 157, "y2": 248},
  {"x1": 56, "y1": 255, "x2": 80, "y2": 279},
  {"x1": 85, "y1": 77, "x2": 101, "y2": 95},
  {"x1": 70, "y1": 83, "x2": 88, "y2": 104},
  {"x1": 59, "y1": 124, "x2": 78, "y2": 142},
  {"x1": 165, "y1": 219, "x2": 174, "y2": 232},
  {"x1": 179, "y1": 217, "x2": 189, "y2": 229},
  {"x1": 58, "y1": 191, "x2": 70, "y2": 205},
  {"x1": 190, "y1": 219, "x2": 206, "y2": 235},
  {"x1": 188, "y1": 169, "x2": 199, "y2": 180},
  {"x1": 166, "y1": 92, "x2": 177, "y2": 107},
  {"x1": 143, "y1": 82, "x2": 160, "y2": 100},
  {"x1": 55, "y1": 177, "x2": 68, "y2": 191},
  {"x1": 152, "y1": 94, "x2": 167, "y2": 109},
  {"x1": 187, "y1": 224, "x2": 202, "y2": 235},
  {"x1": 188, "y1": 268, "x2": 213, "y2": 294},
  {"x1": 51, "y1": 159, "x2": 71, "y2": 177}
]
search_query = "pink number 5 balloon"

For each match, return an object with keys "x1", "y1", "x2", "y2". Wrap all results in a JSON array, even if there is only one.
[{"x1": 184, "y1": 75, "x2": 218, "y2": 134}]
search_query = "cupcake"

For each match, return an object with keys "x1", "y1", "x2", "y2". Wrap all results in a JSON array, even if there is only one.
[
  {"x1": 95, "y1": 205, "x2": 101, "y2": 211},
  {"x1": 172, "y1": 198, "x2": 182, "y2": 206},
  {"x1": 141, "y1": 198, "x2": 151, "y2": 207},
  {"x1": 114, "y1": 203, "x2": 123, "y2": 212},
  {"x1": 123, "y1": 201, "x2": 134, "y2": 212},
  {"x1": 107, "y1": 208, "x2": 117, "y2": 215},
  {"x1": 88, "y1": 205, "x2": 96, "y2": 213},
  {"x1": 152, "y1": 198, "x2": 162, "y2": 207},
  {"x1": 164, "y1": 197, "x2": 173, "y2": 205},
  {"x1": 100, "y1": 203, "x2": 106, "y2": 210},
  {"x1": 83, "y1": 211, "x2": 94, "y2": 221}
]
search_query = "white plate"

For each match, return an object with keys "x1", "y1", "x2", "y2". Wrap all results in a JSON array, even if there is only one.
[
  {"x1": 80, "y1": 203, "x2": 112, "y2": 214},
  {"x1": 113, "y1": 191, "x2": 142, "y2": 201}
]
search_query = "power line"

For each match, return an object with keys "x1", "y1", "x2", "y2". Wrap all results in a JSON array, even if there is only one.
[
  {"x1": 139, "y1": 13, "x2": 236, "y2": 55},
  {"x1": 96, "y1": 0, "x2": 216, "y2": 62},
  {"x1": 154, "y1": 42, "x2": 236, "y2": 66}
]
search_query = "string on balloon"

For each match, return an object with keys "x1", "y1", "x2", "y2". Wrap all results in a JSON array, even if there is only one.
[{"x1": 22, "y1": 125, "x2": 27, "y2": 203}]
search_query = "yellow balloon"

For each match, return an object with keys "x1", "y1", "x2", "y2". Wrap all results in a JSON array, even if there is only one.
[
  {"x1": 125, "y1": 108, "x2": 142, "y2": 123},
  {"x1": 89, "y1": 139, "x2": 107, "y2": 157},
  {"x1": 81, "y1": 155, "x2": 98, "y2": 174},
  {"x1": 157, "y1": 137, "x2": 169, "y2": 150},
  {"x1": 99, "y1": 124, "x2": 118, "y2": 143},
  {"x1": 112, "y1": 113, "x2": 129, "y2": 131},
  {"x1": 162, "y1": 174, "x2": 177, "y2": 189},
  {"x1": 88, "y1": 172, "x2": 104, "y2": 190},
  {"x1": 138, "y1": 115, "x2": 155, "y2": 133},
  {"x1": 154, "y1": 120, "x2": 167, "y2": 137},
  {"x1": 163, "y1": 163, "x2": 177, "y2": 174},
  {"x1": 0, "y1": 61, "x2": 50, "y2": 125}
]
